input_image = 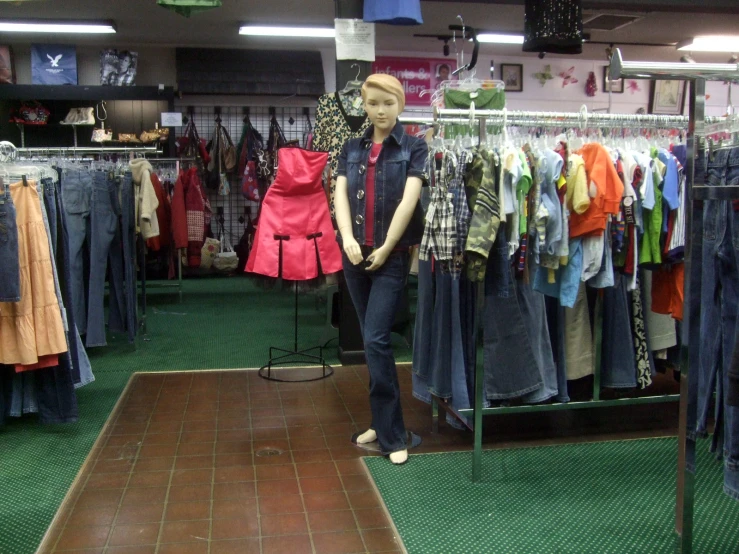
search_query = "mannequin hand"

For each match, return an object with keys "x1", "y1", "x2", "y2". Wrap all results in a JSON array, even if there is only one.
[
  {"x1": 343, "y1": 237, "x2": 364, "y2": 265},
  {"x1": 366, "y1": 245, "x2": 391, "y2": 271}
]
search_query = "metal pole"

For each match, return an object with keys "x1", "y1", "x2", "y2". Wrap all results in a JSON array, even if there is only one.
[{"x1": 676, "y1": 77, "x2": 705, "y2": 554}]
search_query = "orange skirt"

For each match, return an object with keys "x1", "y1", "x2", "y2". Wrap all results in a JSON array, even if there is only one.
[{"x1": 0, "y1": 180, "x2": 67, "y2": 365}]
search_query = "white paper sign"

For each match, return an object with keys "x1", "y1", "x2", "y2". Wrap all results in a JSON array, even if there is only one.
[
  {"x1": 335, "y1": 18, "x2": 375, "y2": 62},
  {"x1": 161, "y1": 112, "x2": 183, "y2": 127}
]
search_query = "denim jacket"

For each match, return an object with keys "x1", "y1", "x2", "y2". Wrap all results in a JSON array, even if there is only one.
[{"x1": 337, "y1": 122, "x2": 429, "y2": 249}]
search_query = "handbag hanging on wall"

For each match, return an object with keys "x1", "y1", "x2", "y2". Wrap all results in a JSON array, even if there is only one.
[{"x1": 238, "y1": 114, "x2": 265, "y2": 202}]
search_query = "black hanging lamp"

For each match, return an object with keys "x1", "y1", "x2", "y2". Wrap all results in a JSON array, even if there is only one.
[
  {"x1": 157, "y1": 0, "x2": 222, "y2": 17},
  {"x1": 523, "y1": 0, "x2": 583, "y2": 55}
]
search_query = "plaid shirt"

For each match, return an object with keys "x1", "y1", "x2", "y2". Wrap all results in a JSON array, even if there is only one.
[{"x1": 420, "y1": 150, "x2": 457, "y2": 262}]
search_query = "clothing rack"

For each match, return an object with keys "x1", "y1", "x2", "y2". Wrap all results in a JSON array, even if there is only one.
[
  {"x1": 15, "y1": 145, "x2": 164, "y2": 155},
  {"x1": 136, "y1": 157, "x2": 195, "y2": 318},
  {"x1": 8, "y1": 143, "x2": 190, "y2": 344},
  {"x1": 610, "y1": 49, "x2": 739, "y2": 554},
  {"x1": 427, "y1": 53, "x2": 739, "y2": 554},
  {"x1": 428, "y1": 106, "x2": 692, "y2": 475}
]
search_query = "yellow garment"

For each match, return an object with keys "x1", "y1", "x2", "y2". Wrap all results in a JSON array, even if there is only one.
[
  {"x1": 0, "y1": 181, "x2": 67, "y2": 365},
  {"x1": 565, "y1": 154, "x2": 589, "y2": 215}
]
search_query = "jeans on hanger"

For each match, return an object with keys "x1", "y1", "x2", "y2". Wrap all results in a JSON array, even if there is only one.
[
  {"x1": 412, "y1": 258, "x2": 434, "y2": 401},
  {"x1": 696, "y1": 146, "x2": 739, "y2": 500},
  {"x1": 0, "y1": 179, "x2": 21, "y2": 302},
  {"x1": 342, "y1": 250, "x2": 410, "y2": 455},
  {"x1": 545, "y1": 295, "x2": 570, "y2": 403},
  {"x1": 601, "y1": 273, "x2": 637, "y2": 388},
  {"x1": 483, "y1": 224, "x2": 544, "y2": 401},
  {"x1": 108, "y1": 173, "x2": 137, "y2": 343},
  {"x1": 519, "y1": 281, "x2": 558, "y2": 404},
  {"x1": 45, "y1": 177, "x2": 94, "y2": 387},
  {"x1": 429, "y1": 269, "x2": 453, "y2": 398},
  {"x1": 86, "y1": 172, "x2": 126, "y2": 347},
  {"x1": 61, "y1": 169, "x2": 93, "y2": 334}
]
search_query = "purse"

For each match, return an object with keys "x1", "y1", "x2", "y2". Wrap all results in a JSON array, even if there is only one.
[
  {"x1": 140, "y1": 125, "x2": 170, "y2": 144},
  {"x1": 60, "y1": 107, "x2": 95, "y2": 125},
  {"x1": 91, "y1": 101, "x2": 112, "y2": 142},
  {"x1": 118, "y1": 133, "x2": 141, "y2": 143},
  {"x1": 238, "y1": 115, "x2": 266, "y2": 202},
  {"x1": 10, "y1": 101, "x2": 50, "y2": 125}
]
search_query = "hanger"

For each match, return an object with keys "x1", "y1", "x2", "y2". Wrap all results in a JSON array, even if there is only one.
[{"x1": 340, "y1": 63, "x2": 364, "y2": 95}]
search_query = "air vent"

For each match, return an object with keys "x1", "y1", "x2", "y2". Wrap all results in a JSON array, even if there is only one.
[{"x1": 583, "y1": 13, "x2": 643, "y2": 32}]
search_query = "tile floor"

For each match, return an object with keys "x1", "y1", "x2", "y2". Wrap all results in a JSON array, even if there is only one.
[
  {"x1": 39, "y1": 366, "x2": 679, "y2": 554},
  {"x1": 40, "y1": 366, "x2": 470, "y2": 554}
]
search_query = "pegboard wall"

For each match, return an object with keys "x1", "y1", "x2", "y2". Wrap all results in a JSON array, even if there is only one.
[{"x1": 179, "y1": 105, "x2": 316, "y2": 248}]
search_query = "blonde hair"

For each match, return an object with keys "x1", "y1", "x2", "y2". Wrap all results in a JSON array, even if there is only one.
[{"x1": 361, "y1": 73, "x2": 406, "y2": 112}]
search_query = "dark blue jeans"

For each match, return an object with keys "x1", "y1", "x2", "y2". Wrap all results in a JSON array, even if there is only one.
[
  {"x1": 342, "y1": 250, "x2": 410, "y2": 454},
  {"x1": 108, "y1": 173, "x2": 137, "y2": 343},
  {"x1": 86, "y1": 172, "x2": 125, "y2": 347},
  {"x1": 0, "y1": 179, "x2": 21, "y2": 302},
  {"x1": 61, "y1": 169, "x2": 93, "y2": 335},
  {"x1": 697, "y1": 146, "x2": 739, "y2": 500}
]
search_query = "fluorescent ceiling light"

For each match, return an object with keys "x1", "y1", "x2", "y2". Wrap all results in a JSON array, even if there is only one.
[
  {"x1": 239, "y1": 25, "x2": 334, "y2": 38},
  {"x1": 678, "y1": 36, "x2": 739, "y2": 52},
  {"x1": 0, "y1": 21, "x2": 116, "y2": 33},
  {"x1": 477, "y1": 33, "x2": 524, "y2": 45}
]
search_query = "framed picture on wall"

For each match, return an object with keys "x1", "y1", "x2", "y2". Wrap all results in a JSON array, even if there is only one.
[
  {"x1": 649, "y1": 79, "x2": 686, "y2": 115},
  {"x1": 602, "y1": 66, "x2": 623, "y2": 93},
  {"x1": 501, "y1": 64, "x2": 523, "y2": 92},
  {"x1": 0, "y1": 45, "x2": 15, "y2": 84}
]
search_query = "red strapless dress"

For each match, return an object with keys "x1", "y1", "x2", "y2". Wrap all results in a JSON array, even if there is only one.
[{"x1": 245, "y1": 147, "x2": 342, "y2": 280}]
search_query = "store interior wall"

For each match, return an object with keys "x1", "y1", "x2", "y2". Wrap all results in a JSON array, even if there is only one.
[{"x1": 7, "y1": 43, "x2": 734, "y2": 118}]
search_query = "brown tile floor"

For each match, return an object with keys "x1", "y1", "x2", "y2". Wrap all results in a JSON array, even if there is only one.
[
  {"x1": 41, "y1": 366, "x2": 471, "y2": 554},
  {"x1": 40, "y1": 366, "x2": 680, "y2": 554}
]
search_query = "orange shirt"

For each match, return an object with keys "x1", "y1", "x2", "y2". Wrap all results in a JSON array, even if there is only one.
[{"x1": 570, "y1": 143, "x2": 624, "y2": 237}]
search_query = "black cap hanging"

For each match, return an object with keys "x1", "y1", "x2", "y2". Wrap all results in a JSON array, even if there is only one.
[{"x1": 523, "y1": 0, "x2": 583, "y2": 55}]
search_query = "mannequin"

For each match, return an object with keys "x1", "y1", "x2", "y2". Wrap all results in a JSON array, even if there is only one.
[{"x1": 335, "y1": 74, "x2": 429, "y2": 464}]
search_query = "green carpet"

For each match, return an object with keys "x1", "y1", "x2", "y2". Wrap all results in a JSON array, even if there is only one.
[
  {"x1": 365, "y1": 438, "x2": 739, "y2": 554},
  {"x1": 0, "y1": 278, "x2": 412, "y2": 554}
]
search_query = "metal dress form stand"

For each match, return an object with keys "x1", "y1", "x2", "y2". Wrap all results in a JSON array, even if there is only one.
[
  {"x1": 257, "y1": 232, "x2": 334, "y2": 383},
  {"x1": 611, "y1": 49, "x2": 739, "y2": 554},
  {"x1": 259, "y1": 276, "x2": 334, "y2": 383}
]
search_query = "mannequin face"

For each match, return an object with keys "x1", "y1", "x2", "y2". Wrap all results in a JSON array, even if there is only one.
[{"x1": 364, "y1": 87, "x2": 400, "y2": 136}]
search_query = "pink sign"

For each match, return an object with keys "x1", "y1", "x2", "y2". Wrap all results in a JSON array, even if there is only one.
[{"x1": 371, "y1": 57, "x2": 457, "y2": 107}]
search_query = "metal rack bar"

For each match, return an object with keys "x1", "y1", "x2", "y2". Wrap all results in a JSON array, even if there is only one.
[{"x1": 15, "y1": 146, "x2": 163, "y2": 154}]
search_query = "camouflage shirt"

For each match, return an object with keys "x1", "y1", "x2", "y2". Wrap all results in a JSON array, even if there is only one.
[{"x1": 464, "y1": 148, "x2": 502, "y2": 282}]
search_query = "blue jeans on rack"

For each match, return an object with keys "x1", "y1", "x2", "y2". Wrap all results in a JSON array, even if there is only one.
[
  {"x1": 86, "y1": 172, "x2": 125, "y2": 347},
  {"x1": 483, "y1": 225, "x2": 544, "y2": 401},
  {"x1": 342, "y1": 250, "x2": 410, "y2": 455},
  {"x1": 601, "y1": 273, "x2": 637, "y2": 388},
  {"x1": 44, "y1": 177, "x2": 94, "y2": 388},
  {"x1": 61, "y1": 169, "x2": 92, "y2": 335},
  {"x1": 0, "y1": 179, "x2": 21, "y2": 302},
  {"x1": 696, "y1": 146, "x2": 739, "y2": 500},
  {"x1": 108, "y1": 173, "x2": 137, "y2": 343}
]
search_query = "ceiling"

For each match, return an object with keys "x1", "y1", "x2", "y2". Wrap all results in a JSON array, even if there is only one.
[{"x1": 1, "y1": 0, "x2": 739, "y2": 63}]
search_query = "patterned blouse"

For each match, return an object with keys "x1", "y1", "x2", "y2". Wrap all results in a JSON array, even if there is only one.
[{"x1": 312, "y1": 92, "x2": 371, "y2": 218}]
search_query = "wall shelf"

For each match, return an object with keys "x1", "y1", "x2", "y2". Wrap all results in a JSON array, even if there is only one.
[{"x1": 0, "y1": 85, "x2": 175, "y2": 102}]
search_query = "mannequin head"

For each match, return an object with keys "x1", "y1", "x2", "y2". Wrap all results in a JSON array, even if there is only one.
[{"x1": 361, "y1": 74, "x2": 405, "y2": 137}]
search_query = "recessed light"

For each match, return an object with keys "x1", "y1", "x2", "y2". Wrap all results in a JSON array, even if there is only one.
[
  {"x1": 0, "y1": 20, "x2": 116, "y2": 33},
  {"x1": 678, "y1": 36, "x2": 739, "y2": 53},
  {"x1": 477, "y1": 33, "x2": 525, "y2": 45},
  {"x1": 239, "y1": 25, "x2": 335, "y2": 38}
]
